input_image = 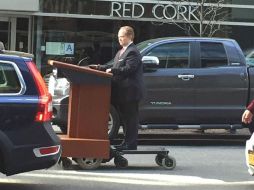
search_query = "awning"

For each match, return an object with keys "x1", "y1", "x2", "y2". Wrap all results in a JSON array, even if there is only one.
[{"x1": 0, "y1": 0, "x2": 39, "y2": 12}]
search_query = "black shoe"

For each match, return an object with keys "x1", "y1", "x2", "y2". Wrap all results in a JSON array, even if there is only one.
[{"x1": 116, "y1": 144, "x2": 137, "y2": 150}]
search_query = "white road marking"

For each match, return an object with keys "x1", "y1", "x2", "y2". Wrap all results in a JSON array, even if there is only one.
[
  {"x1": 0, "y1": 178, "x2": 27, "y2": 184},
  {"x1": 15, "y1": 170, "x2": 254, "y2": 186}
]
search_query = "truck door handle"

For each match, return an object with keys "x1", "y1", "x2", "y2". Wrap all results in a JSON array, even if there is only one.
[{"x1": 178, "y1": 74, "x2": 195, "y2": 81}]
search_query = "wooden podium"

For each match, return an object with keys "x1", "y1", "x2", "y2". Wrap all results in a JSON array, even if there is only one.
[{"x1": 49, "y1": 61, "x2": 112, "y2": 159}]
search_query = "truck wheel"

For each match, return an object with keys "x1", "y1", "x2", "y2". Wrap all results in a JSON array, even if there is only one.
[
  {"x1": 243, "y1": 122, "x2": 254, "y2": 134},
  {"x1": 0, "y1": 150, "x2": 5, "y2": 172},
  {"x1": 108, "y1": 105, "x2": 120, "y2": 139},
  {"x1": 57, "y1": 105, "x2": 120, "y2": 139},
  {"x1": 248, "y1": 122, "x2": 254, "y2": 134}
]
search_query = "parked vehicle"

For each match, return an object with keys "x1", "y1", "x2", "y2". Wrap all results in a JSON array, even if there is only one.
[
  {"x1": 0, "y1": 50, "x2": 61, "y2": 176},
  {"x1": 47, "y1": 37, "x2": 254, "y2": 138}
]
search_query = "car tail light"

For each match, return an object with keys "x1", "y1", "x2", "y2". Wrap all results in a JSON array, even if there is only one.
[
  {"x1": 33, "y1": 145, "x2": 60, "y2": 157},
  {"x1": 26, "y1": 61, "x2": 53, "y2": 122}
]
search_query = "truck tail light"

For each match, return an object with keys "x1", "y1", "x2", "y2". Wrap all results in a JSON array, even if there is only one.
[{"x1": 26, "y1": 61, "x2": 53, "y2": 122}]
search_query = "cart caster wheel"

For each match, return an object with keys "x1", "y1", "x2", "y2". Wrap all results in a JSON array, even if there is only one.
[
  {"x1": 61, "y1": 157, "x2": 72, "y2": 169},
  {"x1": 155, "y1": 154, "x2": 163, "y2": 166},
  {"x1": 75, "y1": 158, "x2": 102, "y2": 170},
  {"x1": 161, "y1": 155, "x2": 176, "y2": 170},
  {"x1": 114, "y1": 156, "x2": 128, "y2": 168}
]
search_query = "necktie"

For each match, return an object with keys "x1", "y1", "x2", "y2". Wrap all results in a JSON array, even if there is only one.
[{"x1": 119, "y1": 48, "x2": 125, "y2": 57}]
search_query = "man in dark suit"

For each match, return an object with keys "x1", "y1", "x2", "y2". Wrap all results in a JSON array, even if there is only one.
[{"x1": 90, "y1": 26, "x2": 144, "y2": 150}]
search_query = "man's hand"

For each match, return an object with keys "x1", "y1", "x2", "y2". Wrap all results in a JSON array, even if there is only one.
[
  {"x1": 242, "y1": 109, "x2": 253, "y2": 124},
  {"x1": 89, "y1": 64, "x2": 98, "y2": 70},
  {"x1": 106, "y1": 68, "x2": 112, "y2": 73}
]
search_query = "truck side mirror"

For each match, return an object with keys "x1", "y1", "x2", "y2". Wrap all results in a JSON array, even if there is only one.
[{"x1": 142, "y1": 56, "x2": 159, "y2": 70}]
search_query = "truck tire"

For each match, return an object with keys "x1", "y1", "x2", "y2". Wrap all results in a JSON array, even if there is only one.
[
  {"x1": 58, "y1": 105, "x2": 120, "y2": 139},
  {"x1": 108, "y1": 105, "x2": 120, "y2": 139},
  {"x1": 248, "y1": 122, "x2": 254, "y2": 134},
  {"x1": 243, "y1": 122, "x2": 254, "y2": 134},
  {"x1": 0, "y1": 149, "x2": 5, "y2": 174}
]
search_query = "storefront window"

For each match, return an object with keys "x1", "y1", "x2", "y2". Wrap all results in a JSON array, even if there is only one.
[
  {"x1": 38, "y1": 17, "x2": 119, "y2": 75},
  {"x1": 0, "y1": 21, "x2": 9, "y2": 50},
  {"x1": 36, "y1": 0, "x2": 254, "y2": 76},
  {"x1": 16, "y1": 18, "x2": 29, "y2": 52}
]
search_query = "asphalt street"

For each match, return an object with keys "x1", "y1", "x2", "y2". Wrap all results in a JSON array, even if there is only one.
[{"x1": 0, "y1": 145, "x2": 254, "y2": 190}]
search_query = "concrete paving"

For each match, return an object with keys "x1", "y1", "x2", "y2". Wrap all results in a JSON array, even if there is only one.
[{"x1": 1, "y1": 146, "x2": 253, "y2": 190}]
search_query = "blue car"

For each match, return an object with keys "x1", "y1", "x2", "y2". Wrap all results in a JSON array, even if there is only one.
[{"x1": 0, "y1": 50, "x2": 61, "y2": 176}]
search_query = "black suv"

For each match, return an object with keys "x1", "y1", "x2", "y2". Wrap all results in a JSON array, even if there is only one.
[{"x1": 0, "y1": 51, "x2": 61, "y2": 176}]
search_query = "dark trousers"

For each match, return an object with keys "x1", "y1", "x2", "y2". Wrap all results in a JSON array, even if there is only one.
[{"x1": 118, "y1": 101, "x2": 139, "y2": 147}]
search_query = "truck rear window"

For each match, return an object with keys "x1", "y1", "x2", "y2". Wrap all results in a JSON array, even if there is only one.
[
  {"x1": 0, "y1": 62, "x2": 21, "y2": 94},
  {"x1": 200, "y1": 42, "x2": 228, "y2": 68},
  {"x1": 147, "y1": 42, "x2": 190, "y2": 68}
]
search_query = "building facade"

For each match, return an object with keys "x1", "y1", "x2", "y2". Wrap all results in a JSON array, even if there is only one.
[{"x1": 1, "y1": 0, "x2": 254, "y2": 75}]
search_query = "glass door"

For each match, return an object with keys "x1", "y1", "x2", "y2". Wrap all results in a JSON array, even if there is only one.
[
  {"x1": 0, "y1": 17, "x2": 10, "y2": 50},
  {"x1": 16, "y1": 17, "x2": 30, "y2": 52},
  {"x1": 0, "y1": 17, "x2": 31, "y2": 52}
]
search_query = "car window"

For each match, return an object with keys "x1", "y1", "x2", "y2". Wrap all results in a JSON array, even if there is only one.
[
  {"x1": 200, "y1": 42, "x2": 228, "y2": 68},
  {"x1": 0, "y1": 62, "x2": 21, "y2": 94},
  {"x1": 146, "y1": 42, "x2": 190, "y2": 68},
  {"x1": 246, "y1": 51, "x2": 254, "y2": 66}
]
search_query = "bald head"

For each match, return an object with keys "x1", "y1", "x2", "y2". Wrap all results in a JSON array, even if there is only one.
[
  {"x1": 119, "y1": 26, "x2": 135, "y2": 41},
  {"x1": 118, "y1": 26, "x2": 135, "y2": 47}
]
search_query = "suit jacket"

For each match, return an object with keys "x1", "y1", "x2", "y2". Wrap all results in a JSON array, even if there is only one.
[{"x1": 98, "y1": 43, "x2": 144, "y2": 103}]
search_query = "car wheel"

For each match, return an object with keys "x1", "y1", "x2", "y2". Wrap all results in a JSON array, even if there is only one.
[
  {"x1": 58, "y1": 123, "x2": 67, "y2": 134},
  {"x1": 75, "y1": 158, "x2": 102, "y2": 170},
  {"x1": 57, "y1": 105, "x2": 120, "y2": 139}
]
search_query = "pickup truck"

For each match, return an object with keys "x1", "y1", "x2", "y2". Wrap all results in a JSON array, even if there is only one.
[{"x1": 48, "y1": 37, "x2": 254, "y2": 138}]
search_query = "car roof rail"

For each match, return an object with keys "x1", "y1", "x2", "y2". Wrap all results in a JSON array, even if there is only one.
[{"x1": 0, "y1": 50, "x2": 34, "y2": 59}]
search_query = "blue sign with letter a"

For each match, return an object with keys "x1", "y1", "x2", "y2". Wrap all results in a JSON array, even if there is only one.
[{"x1": 65, "y1": 43, "x2": 74, "y2": 55}]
